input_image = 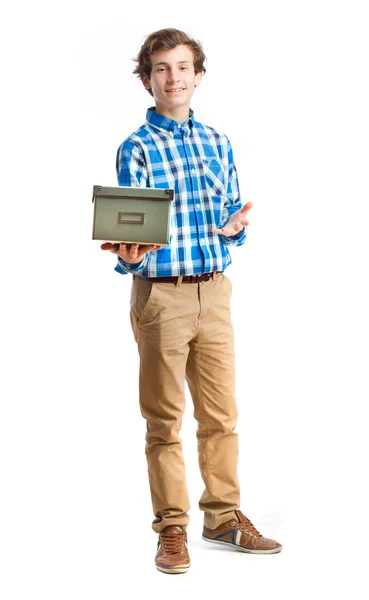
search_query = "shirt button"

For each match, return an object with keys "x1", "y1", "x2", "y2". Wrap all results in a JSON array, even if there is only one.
[
  {"x1": 191, "y1": 168, "x2": 195, "y2": 175},
  {"x1": 196, "y1": 203, "x2": 200, "y2": 209},
  {"x1": 200, "y1": 238, "x2": 205, "y2": 243}
]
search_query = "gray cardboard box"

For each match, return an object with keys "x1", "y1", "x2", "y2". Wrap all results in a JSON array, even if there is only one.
[{"x1": 92, "y1": 185, "x2": 174, "y2": 245}]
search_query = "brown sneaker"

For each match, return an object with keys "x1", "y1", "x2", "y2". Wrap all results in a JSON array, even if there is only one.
[
  {"x1": 155, "y1": 525, "x2": 190, "y2": 574},
  {"x1": 202, "y1": 510, "x2": 282, "y2": 554}
]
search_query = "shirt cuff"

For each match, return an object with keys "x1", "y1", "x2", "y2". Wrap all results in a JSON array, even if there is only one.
[
  {"x1": 219, "y1": 226, "x2": 247, "y2": 246},
  {"x1": 114, "y1": 256, "x2": 146, "y2": 274}
]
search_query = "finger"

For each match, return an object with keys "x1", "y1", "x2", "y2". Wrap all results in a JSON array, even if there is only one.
[
  {"x1": 213, "y1": 227, "x2": 234, "y2": 237},
  {"x1": 141, "y1": 244, "x2": 161, "y2": 254},
  {"x1": 129, "y1": 244, "x2": 139, "y2": 259},
  {"x1": 135, "y1": 245, "x2": 160, "y2": 257},
  {"x1": 121, "y1": 244, "x2": 161, "y2": 259},
  {"x1": 240, "y1": 202, "x2": 253, "y2": 214},
  {"x1": 101, "y1": 242, "x2": 119, "y2": 253},
  {"x1": 118, "y1": 243, "x2": 132, "y2": 258}
]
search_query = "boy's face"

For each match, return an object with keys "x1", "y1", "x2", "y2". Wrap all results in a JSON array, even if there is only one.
[{"x1": 142, "y1": 45, "x2": 202, "y2": 120}]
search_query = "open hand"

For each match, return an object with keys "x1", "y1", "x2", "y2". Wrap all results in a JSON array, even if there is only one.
[
  {"x1": 100, "y1": 242, "x2": 161, "y2": 264},
  {"x1": 212, "y1": 201, "x2": 254, "y2": 237}
]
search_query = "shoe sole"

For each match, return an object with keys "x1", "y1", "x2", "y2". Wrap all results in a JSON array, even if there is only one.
[
  {"x1": 202, "y1": 535, "x2": 283, "y2": 554},
  {"x1": 156, "y1": 564, "x2": 190, "y2": 574}
]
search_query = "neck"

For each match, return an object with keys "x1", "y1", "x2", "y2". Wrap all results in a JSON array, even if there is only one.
[{"x1": 154, "y1": 103, "x2": 190, "y2": 124}]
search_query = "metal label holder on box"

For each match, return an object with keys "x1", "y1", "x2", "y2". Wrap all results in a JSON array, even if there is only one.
[{"x1": 92, "y1": 185, "x2": 174, "y2": 245}]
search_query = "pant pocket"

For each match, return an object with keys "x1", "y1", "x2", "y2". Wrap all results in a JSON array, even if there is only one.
[
  {"x1": 131, "y1": 278, "x2": 156, "y2": 325},
  {"x1": 221, "y1": 273, "x2": 232, "y2": 295}
]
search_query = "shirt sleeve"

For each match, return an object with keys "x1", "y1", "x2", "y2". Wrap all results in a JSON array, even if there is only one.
[
  {"x1": 218, "y1": 138, "x2": 247, "y2": 247},
  {"x1": 114, "y1": 140, "x2": 149, "y2": 275}
]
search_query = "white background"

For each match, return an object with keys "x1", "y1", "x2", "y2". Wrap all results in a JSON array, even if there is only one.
[{"x1": 1, "y1": 0, "x2": 369, "y2": 598}]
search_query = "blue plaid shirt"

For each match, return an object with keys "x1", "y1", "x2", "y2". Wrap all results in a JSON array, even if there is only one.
[{"x1": 114, "y1": 107, "x2": 246, "y2": 277}]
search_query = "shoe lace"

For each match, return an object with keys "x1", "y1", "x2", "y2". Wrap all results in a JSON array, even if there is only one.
[
  {"x1": 160, "y1": 531, "x2": 187, "y2": 555},
  {"x1": 239, "y1": 516, "x2": 262, "y2": 537}
]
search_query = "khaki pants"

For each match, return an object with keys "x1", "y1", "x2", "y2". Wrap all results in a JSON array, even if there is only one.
[{"x1": 130, "y1": 272, "x2": 240, "y2": 533}]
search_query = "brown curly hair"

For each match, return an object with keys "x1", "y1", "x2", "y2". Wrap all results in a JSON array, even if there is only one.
[{"x1": 133, "y1": 28, "x2": 207, "y2": 96}]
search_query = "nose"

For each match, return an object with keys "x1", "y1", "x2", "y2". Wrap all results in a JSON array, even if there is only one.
[{"x1": 167, "y1": 69, "x2": 180, "y2": 83}]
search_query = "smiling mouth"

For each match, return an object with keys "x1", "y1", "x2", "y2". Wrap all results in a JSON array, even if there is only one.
[{"x1": 166, "y1": 88, "x2": 185, "y2": 93}]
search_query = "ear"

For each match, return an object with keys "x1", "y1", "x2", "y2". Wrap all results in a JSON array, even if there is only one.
[
  {"x1": 141, "y1": 74, "x2": 151, "y2": 91},
  {"x1": 194, "y1": 71, "x2": 203, "y2": 88}
]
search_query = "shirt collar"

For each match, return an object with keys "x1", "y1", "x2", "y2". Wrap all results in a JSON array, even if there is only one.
[{"x1": 146, "y1": 107, "x2": 194, "y2": 134}]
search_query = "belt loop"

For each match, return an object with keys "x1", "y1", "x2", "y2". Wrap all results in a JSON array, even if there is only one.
[
  {"x1": 212, "y1": 271, "x2": 216, "y2": 281},
  {"x1": 176, "y1": 276, "x2": 183, "y2": 287}
]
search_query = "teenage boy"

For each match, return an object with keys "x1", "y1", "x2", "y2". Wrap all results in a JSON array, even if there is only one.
[{"x1": 101, "y1": 28, "x2": 282, "y2": 574}]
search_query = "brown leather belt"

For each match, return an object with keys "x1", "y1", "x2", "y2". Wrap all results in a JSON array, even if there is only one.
[{"x1": 145, "y1": 272, "x2": 218, "y2": 284}]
